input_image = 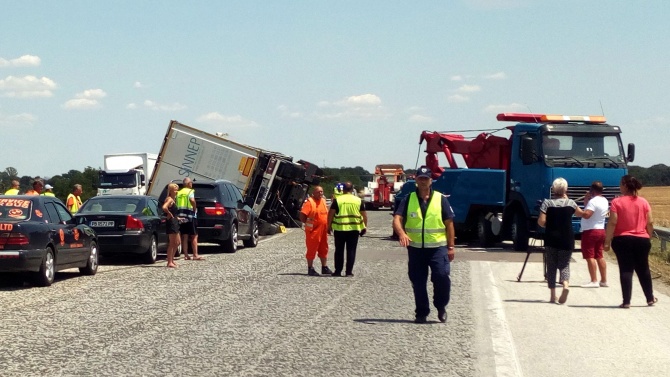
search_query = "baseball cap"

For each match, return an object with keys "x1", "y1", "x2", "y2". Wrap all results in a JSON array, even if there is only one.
[
  {"x1": 44, "y1": 184, "x2": 53, "y2": 190},
  {"x1": 416, "y1": 166, "x2": 432, "y2": 178}
]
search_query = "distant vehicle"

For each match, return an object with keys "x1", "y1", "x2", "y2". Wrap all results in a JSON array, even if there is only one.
[
  {"x1": 0, "y1": 195, "x2": 98, "y2": 286},
  {"x1": 158, "y1": 180, "x2": 259, "y2": 253},
  {"x1": 98, "y1": 152, "x2": 158, "y2": 196},
  {"x1": 74, "y1": 195, "x2": 167, "y2": 264},
  {"x1": 362, "y1": 164, "x2": 406, "y2": 210}
]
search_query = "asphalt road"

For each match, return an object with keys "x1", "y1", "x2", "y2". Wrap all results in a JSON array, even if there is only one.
[{"x1": 1, "y1": 211, "x2": 669, "y2": 377}]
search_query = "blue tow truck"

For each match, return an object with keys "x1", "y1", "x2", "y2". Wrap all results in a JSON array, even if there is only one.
[{"x1": 396, "y1": 113, "x2": 635, "y2": 251}]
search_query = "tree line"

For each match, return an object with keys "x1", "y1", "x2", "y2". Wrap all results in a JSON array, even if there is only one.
[
  {"x1": 1, "y1": 164, "x2": 666, "y2": 203},
  {"x1": 0, "y1": 166, "x2": 100, "y2": 202}
]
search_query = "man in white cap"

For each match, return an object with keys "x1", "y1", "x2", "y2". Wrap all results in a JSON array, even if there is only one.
[{"x1": 42, "y1": 184, "x2": 56, "y2": 197}]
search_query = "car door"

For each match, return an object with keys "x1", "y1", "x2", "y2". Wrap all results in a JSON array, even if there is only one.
[
  {"x1": 43, "y1": 201, "x2": 74, "y2": 265},
  {"x1": 227, "y1": 183, "x2": 251, "y2": 235},
  {"x1": 53, "y1": 201, "x2": 88, "y2": 264},
  {"x1": 148, "y1": 198, "x2": 168, "y2": 250}
]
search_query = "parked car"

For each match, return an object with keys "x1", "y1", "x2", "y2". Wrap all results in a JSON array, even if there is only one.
[
  {"x1": 74, "y1": 195, "x2": 167, "y2": 264},
  {"x1": 158, "y1": 180, "x2": 259, "y2": 253},
  {"x1": 0, "y1": 195, "x2": 98, "y2": 286}
]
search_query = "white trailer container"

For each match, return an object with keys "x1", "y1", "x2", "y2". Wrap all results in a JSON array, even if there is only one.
[
  {"x1": 147, "y1": 121, "x2": 322, "y2": 228},
  {"x1": 97, "y1": 153, "x2": 158, "y2": 196}
]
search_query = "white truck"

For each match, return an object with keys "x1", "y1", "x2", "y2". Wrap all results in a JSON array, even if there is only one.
[
  {"x1": 97, "y1": 153, "x2": 158, "y2": 196},
  {"x1": 146, "y1": 120, "x2": 322, "y2": 230}
]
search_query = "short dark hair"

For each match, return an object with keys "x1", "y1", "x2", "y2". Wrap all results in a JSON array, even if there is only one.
[
  {"x1": 343, "y1": 182, "x2": 353, "y2": 193},
  {"x1": 589, "y1": 181, "x2": 603, "y2": 194}
]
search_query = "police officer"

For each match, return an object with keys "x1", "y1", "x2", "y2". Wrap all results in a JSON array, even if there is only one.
[
  {"x1": 392, "y1": 166, "x2": 455, "y2": 324},
  {"x1": 327, "y1": 182, "x2": 367, "y2": 277},
  {"x1": 177, "y1": 178, "x2": 203, "y2": 260}
]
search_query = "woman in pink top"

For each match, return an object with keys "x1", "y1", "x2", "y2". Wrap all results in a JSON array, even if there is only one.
[{"x1": 604, "y1": 175, "x2": 657, "y2": 308}]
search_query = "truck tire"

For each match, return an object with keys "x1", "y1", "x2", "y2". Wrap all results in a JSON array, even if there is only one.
[
  {"x1": 511, "y1": 211, "x2": 529, "y2": 251},
  {"x1": 477, "y1": 214, "x2": 496, "y2": 248}
]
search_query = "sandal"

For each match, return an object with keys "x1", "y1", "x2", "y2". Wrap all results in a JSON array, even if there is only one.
[
  {"x1": 558, "y1": 289, "x2": 570, "y2": 304},
  {"x1": 619, "y1": 303, "x2": 630, "y2": 309},
  {"x1": 648, "y1": 297, "x2": 658, "y2": 306}
]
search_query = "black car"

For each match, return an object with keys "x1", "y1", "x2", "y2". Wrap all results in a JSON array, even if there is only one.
[
  {"x1": 159, "y1": 180, "x2": 259, "y2": 253},
  {"x1": 74, "y1": 195, "x2": 167, "y2": 264},
  {"x1": 0, "y1": 195, "x2": 98, "y2": 286}
]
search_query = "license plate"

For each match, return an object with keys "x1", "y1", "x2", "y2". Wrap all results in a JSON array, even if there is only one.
[{"x1": 90, "y1": 221, "x2": 115, "y2": 227}]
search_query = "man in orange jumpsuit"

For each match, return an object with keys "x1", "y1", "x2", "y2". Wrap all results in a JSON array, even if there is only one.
[{"x1": 299, "y1": 185, "x2": 333, "y2": 276}]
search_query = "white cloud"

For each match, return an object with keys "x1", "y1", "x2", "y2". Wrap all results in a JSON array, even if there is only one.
[
  {"x1": 62, "y1": 88, "x2": 107, "y2": 109},
  {"x1": 126, "y1": 103, "x2": 138, "y2": 109},
  {"x1": 143, "y1": 100, "x2": 187, "y2": 111},
  {"x1": 457, "y1": 84, "x2": 481, "y2": 93},
  {"x1": 134, "y1": 81, "x2": 144, "y2": 88},
  {"x1": 447, "y1": 94, "x2": 470, "y2": 103},
  {"x1": 0, "y1": 75, "x2": 56, "y2": 98},
  {"x1": 196, "y1": 112, "x2": 259, "y2": 127},
  {"x1": 0, "y1": 55, "x2": 41, "y2": 68},
  {"x1": 484, "y1": 103, "x2": 527, "y2": 113},
  {"x1": 336, "y1": 94, "x2": 382, "y2": 106},
  {"x1": 450, "y1": 75, "x2": 463, "y2": 81},
  {"x1": 408, "y1": 114, "x2": 433, "y2": 123},
  {"x1": 0, "y1": 112, "x2": 38, "y2": 127},
  {"x1": 62, "y1": 98, "x2": 100, "y2": 109},
  {"x1": 484, "y1": 72, "x2": 506, "y2": 80}
]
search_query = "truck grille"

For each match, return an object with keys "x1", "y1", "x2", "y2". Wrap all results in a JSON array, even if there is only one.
[{"x1": 565, "y1": 186, "x2": 619, "y2": 204}]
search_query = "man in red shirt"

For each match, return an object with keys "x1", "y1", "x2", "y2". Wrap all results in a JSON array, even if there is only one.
[{"x1": 299, "y1": 186, "x2": 333, "y2": 276}]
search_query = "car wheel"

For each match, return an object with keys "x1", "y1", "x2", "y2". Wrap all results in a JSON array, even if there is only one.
[
  {"x1": 80, "y1": 241, "x2": 99, "y2": 275},
  {"x1": 143, "y1": 235, "x2": 158, "y2": 264},
  {"x1": 222, "y1": 223, "x2": 238, "y2": 253},
  {"x1": 243, "y1": 220, "x2": 259, "y2": 248},
  {"x1": 34, "y1": 247, "x2": 56, "y2": 286}
]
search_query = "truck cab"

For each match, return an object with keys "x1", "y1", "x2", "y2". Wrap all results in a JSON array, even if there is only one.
[
  {"x1": 504, "y1": 114, "x2": 634, "y2": 250},
  {"x1": 98, "y1": 169, "x2": 146, "y2": 196}
]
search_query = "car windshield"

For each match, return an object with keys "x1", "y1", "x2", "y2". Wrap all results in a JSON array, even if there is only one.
[
  {"x1": 99, "y1": 172, "x2": 137, "y2": 188},
  {"x1": 79, "y1": 198, "x2": 143, "y2": 213},
  {"x1": 0, "y1": 198, "x2": 33, "y2": 220}
]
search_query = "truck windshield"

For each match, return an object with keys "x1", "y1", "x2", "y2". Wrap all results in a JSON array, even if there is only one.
[
  {"x1": 99, "y1": 172, "x2": 137, "y2": 188},
  {"x1": 542, "y1": 133, "x2": 625, "y2": 168}
]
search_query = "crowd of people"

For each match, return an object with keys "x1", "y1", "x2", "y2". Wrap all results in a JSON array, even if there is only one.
[
  {"x1": 537, "y1": 175, "x2": 657, "y2": 308},
  {"x1": 3, "y1": 178, "x2": 84, "y2": 214}
]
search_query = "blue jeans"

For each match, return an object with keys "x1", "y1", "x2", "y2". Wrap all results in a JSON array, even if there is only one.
[{"x1": 407, "y1": 246, "x2": 451, "y2": 317}]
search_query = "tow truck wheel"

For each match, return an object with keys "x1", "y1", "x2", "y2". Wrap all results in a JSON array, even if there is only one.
[
  {"x1": 477, "y1": 214, "x2": 495, "y2": 248},
  {"x1": 511, "y1": 212, "x2": 529, "y2": 251}
]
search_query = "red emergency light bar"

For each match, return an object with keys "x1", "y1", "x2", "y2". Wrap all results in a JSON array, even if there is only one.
[{"x1": 496, "y1": 113, "x2": 607, "y2": 124}]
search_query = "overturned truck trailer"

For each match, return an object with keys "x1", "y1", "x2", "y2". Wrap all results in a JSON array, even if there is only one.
[{"x1": 146, "y1": 120, "x2": 322, "y2": 234}]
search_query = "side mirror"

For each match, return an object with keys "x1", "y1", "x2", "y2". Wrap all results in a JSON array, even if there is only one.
[
  {"x1": 521, "y1": 137, "x2": 536, "y2": 165},
  {"x1": 140, "y1": 174, "x2": 146, "y2": 186},
  {"x1": 627, "y1": 143, "x2": 635, "y2": 162}
]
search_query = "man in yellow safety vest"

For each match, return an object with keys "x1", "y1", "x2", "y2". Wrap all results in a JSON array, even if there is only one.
[
  {"x1": 392, "y1": 166, "x2": 455, "y2": 324},
  {"x1": 176, "y1": 178, "x2": 203, "y2": 260},
  {"x1": 4, "y1": 180, "x2": 20, "y2": 195},
  {"x1": 327, "y1": 181, "x2": 367, "y2": 277},
  {"x1": 66, "y1": 184, "x2": 83, "y2": 213}
]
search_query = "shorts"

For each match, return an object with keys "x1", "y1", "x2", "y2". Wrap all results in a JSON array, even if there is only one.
[
  {"x1": 581, "y1": 229, "x2": 605, "y2": 259},
  {"x1": 167, "y1": 218, "x2": 180, "y2": 234},
  {"x1": 179, "y1": 218, "x2": 198, "y2": 236}
]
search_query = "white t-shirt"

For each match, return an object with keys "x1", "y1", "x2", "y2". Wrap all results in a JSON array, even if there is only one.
[{"x1": 580, "y1": 195, "x2": 609, "y2": 231}]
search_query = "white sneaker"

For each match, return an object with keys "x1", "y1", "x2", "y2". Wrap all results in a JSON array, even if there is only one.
[
  {"x1": 599, "y1": 282, "x2": 609, "y2": 287},
  {"x1": 582, "y1": 281, "x2": 600, "y2": 288}
]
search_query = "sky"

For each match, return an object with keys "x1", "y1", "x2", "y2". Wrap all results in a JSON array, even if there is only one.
[{"x1": 2, "y1": 0, "x2": 669, "y2": 179}]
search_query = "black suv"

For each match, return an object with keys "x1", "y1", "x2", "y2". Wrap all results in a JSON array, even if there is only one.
[{"x1": 159, "y1": 180, "x2": 259, "y2": 253}]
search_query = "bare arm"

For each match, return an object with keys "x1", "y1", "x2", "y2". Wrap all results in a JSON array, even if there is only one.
[
  {"x1": 573, "y1": 206, "x2": 585, "y2": 217},
  {"x1": 646, "y1": 209, "x2": 654, "y2": 237},
  {"x1": 537, "y1": 212, "x2": 547, "y2": 227},
  {"x1": 393, "y1": 214, "x2": 410, "y2": 247},
  {"x1": 445, "y1": 219, "x2": 455, "y2": 261},
  {"x1": 581, "y1": 209, "x2": 594, "y2": 219},
  {"x1": 162, "y1": 198, "x2": 174, "y2": 218},
  {"x1": 327, "y1": 209, "x2": 335, "y2": 234},
  {"x1": 361, "y1": 210, "x2": 368, "y2": 228}
]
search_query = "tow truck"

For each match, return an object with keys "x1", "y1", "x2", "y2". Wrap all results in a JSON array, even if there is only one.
[{"x1": 406, "y1": 113, "x2": 634, "y2": 250}]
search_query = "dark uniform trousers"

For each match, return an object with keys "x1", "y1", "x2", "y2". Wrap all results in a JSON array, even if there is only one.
[
  {"x1": 333, "y1": 230, "x2": 360, "y2": 275},
  {"x1": 407, "y1": 245, "x2": 451, "y2": 317}
]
